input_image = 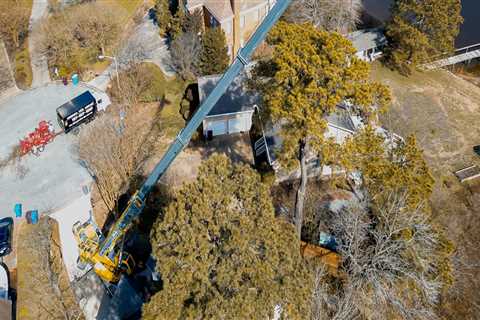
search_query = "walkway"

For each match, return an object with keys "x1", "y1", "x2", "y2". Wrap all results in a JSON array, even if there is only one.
[
  {"x1": 422, "y1": 43, "x2": 480, "y2": 70},
  {"x1": 28, "y1": 0, "x2": 51, "y2": 87}
]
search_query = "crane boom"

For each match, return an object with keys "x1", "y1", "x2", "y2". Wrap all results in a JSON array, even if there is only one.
[{"x1": 89, "y1": 0, "x2": 292, "y2": 274}]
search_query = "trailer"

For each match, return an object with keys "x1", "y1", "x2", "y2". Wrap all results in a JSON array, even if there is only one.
[
  {"x1": 19, "y1": 120, "x2": 56, "y2": 156},
  {"x1": 56, "y1": 91, "x2": 97, "y2": 134}
]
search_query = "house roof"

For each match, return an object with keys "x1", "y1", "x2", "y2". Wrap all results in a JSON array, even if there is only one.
[
  {"x1": 187, "y1": 0, "x2": 269, "y2": 22},
  {"x1": 263, "y1": 107, "x2": 364, "y2": 164},
  {"x1": 198, "y1": 73, "x2": 258, "y2": 117},
  {"x1": 187, "y1": 0, "x2": 234, "y2": 22},
  {"x1": 348, "y1": 28, "x2": 387, "y2": 52},
  {"x1": 240, "y1": 0, "x2": 267, "y2": 11}
]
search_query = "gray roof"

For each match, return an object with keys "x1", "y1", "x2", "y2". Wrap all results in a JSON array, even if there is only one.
[
  {"x1": 198, "y1": 73, "x2": 258, "y2": 117},
  {"x1": 263, "y1": 106, "x2": 362, "y2": 164},
  {"x1": 348, "y1": 28, "x2": 387, "y2": 52}
]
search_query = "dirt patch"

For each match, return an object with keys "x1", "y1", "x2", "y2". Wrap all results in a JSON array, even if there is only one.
[{"x1": 371, "y1": 63, "x2": 480, "y2": 318}]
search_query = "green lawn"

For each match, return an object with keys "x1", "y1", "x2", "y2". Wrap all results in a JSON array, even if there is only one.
[
  {"x1": 139, "y1": 63, "x2": 187, "y2": 138},
  {"x1": 117, "y1": 0, "x2": 144, "y2": 15}
]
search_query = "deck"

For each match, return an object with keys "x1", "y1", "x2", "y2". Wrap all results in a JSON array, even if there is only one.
[
  {"x1": 455, "y1": 165, "x2": 480, "y2": 183},
  {"x1": 422, "y1": 43, "x2": 480, "y2": 70}
]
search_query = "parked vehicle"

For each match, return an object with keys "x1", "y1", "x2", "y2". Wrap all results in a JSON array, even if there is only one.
[
  {"x1": 56, "y1": 91, "x2": 97, "y2": 133},
  {"x1": 0, "y1": 264, "x2": 8, "y2": 300},
  {"x1": 0, "y1": 218, "x2": 13, "y2": 258},
  {"x1": 0, "y1": 264, "x2": 11, "y2": 320}
]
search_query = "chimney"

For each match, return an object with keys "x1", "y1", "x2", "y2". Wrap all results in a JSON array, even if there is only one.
[{"x1": 231, "y1": 0, "x2": 241, "y2": 59}]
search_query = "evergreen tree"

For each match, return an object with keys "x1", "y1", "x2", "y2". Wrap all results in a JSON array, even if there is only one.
[
  {"x1": 198, "y1": 27, "x2": 229, "y2": 75},
  {"x1": 386, "y1": 0, "x2": 463, "y2": 75},
  {"x1": 254, "y1": 22, "x2": 391, "y2": 237},
  {"x1": 169, "y1": 0, "x2": 187, "y2": 40},
  {"x1": 340, "y1": 125, "x2": 434, "y2": 209},
  {"x1": 142, "y1": 155, "x2": 312, "y2": 319},
  {"x1": 154, "y1": 0, "x2": 172, "y2": 37},
  {"x1": 184, "y1": 8, "x2": 203, "y2": 34}
]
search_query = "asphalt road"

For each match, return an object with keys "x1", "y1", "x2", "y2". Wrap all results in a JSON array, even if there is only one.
[{"x1": 0, "y1": 83, "x2": 108, "y2": 219}]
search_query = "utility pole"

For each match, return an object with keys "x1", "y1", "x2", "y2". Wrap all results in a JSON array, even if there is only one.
[{"x1": 98, "y1": 55, "x2": 121, "y2": 91}]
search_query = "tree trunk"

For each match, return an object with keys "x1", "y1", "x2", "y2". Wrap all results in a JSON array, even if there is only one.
[{"x1": 294, "y1": 139, "x2": 308, "y2": 238}]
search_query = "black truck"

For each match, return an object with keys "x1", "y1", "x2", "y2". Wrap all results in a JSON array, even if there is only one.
[{"x1": 56, "y1": 90, "x2": 98, "y2": 133}]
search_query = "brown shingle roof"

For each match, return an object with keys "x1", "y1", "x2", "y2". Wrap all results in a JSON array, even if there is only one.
[
  {"x1": 240, "y1": 0, "x2": 267, "y2": 11},
  {"x1": 187, "y1": 0, "x2": 234, "y2": 21}
]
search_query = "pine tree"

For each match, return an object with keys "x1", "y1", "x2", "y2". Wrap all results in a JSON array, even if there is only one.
[
  {"x1": 340, "y1": 125, "x2": 434, "y2": 209},
  {"x1": 254, "y1": 22, "x2": 391, "y2": 237},
  {"x1": 184, "y1": 8, "x2": 203, "y2": 34},
  {"x1": 154, "y1": 0, "x2": 172, "y2": 37},
  {"x1": 386, "y1": 0, "x2": 463, "y2": 75},
  {"x1": 169, "y1": 0, "x2": 187, "y2": 40},
  {"x1": 142, "y1": 155, "x2": 312, "y2": 319},
  {"x1": 198, "y1": 27, "x2": 229, "y2": 75}
]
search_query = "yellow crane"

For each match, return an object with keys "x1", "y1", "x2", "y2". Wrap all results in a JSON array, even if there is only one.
[{"x1": 73, "y1": 0, "x2": 293, "y2": 283}]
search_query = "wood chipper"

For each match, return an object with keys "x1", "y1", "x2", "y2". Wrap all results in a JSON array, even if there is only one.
[{"x1": 19, "y1": 120, "x2": 56, "y2": 156}]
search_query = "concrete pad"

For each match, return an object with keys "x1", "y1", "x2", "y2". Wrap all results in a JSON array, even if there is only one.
[
  {"x1": 73, "y1": 270, "x2": 110, "y2": 320},
  {"x1": 51, "y1": 194, "x2": 93, "y2": 281}
]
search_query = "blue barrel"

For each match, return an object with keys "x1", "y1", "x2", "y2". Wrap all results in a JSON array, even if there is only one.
[
  {"x1": 72, "y1": 73, "x2": 79, "y2": 86},
  {"x1": 31, "y1": 210, "x2": 39, "y2": 224},
  {"x1": 14, "y1": 203, "x2": 22, "y2": 218}
]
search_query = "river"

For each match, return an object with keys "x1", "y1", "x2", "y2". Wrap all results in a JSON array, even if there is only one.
[{"x1": 362, "y1": 0, "x2": 480, "y2": 48}]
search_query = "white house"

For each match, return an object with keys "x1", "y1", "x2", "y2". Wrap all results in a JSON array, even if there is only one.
[
  {"x1": 198, "y1": 73, "x2": 258, "y2": 138},
  {"x1": 254, "y1": 103, "x2": 402, "y2": 182},
  {"x1": 348, "y1": 28, "x2": 387, "y2": 62}
]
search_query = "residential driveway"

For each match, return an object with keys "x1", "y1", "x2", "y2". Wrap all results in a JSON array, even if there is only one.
[
  {"x1": 0, "y1": 83, "x2": 108, "y2": 218},
  {"x1": 89, "y1": 14, "x2": 174, "y2": 91},
  {"x1": 29, "y1": 0, "x2": 51, "y2": 87}
]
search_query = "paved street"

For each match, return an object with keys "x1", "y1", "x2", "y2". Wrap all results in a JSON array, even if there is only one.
[{"x1": 0, "y1": 83, "x2": 108, "y2": 219}]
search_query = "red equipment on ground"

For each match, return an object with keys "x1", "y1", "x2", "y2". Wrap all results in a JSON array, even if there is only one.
[{"x1": 19, "y1": 121, "x2": 56, "y2": 157}]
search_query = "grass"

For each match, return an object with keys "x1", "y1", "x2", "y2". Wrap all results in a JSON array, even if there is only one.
[
  {"x1": 14, "y1": 44, "x2": 32, "y2": 89},
  {"x1": 17, "y1": 218, "x2": 83, "y2": 320},
  {"x1": 370, "y1": 62, "x2": 480, "y2": 318},
  {"x1": 140, "y1": 63, "x2": 187, "y2": 138},
  {"x1": 117, "y1": 0, "x2": 144, "y2": 15}
]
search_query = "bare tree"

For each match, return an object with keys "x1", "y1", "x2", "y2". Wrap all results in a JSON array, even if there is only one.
[
  {"x1": 73, "y1": 2, "x2": 122, "y2": 57},
  {"x1": 109, "y1": 62, "x2": 154, "y2": 107},
  {"x1": 0, "y1": 0, "x2": 30, "y2": 51},
  {"x1": 79, "y1": 115, "x2": 140, "y2": 212},
  {"x1": 170, "y1": 31, "x2": 200, "y2": 80},
  {"x1": 39, "y1": 2, "x2": 123, "y2": 71},
  {"x1": 321, "y1": 193, "x2": 452, "y2": 320},
  {"x1": 285, "y1": 0, "x2": 362, "y2": 33}
]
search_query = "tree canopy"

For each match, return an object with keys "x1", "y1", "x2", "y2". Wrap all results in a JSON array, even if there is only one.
[
  {"x1": 143, "y1": 155, "x2": 312, "y2": 319},
  {"x1": 254, "y1": 22, "x2": 390, "y2": 236},
  {"x1": 198, "y1": 27, "x2": 229, "y2": 75},
  {"x1": 340, "y1": 125, "x2": 434, "y2": 209},
  {"x1": 154, "y1": 0, "x2": 172, "y2": 37},
  {"x1": 284, "y1": 0, "x2": 362, "y2": 33},
  {"x1": 386, "y1": 0, "x2": 463, "y2": 75}
]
